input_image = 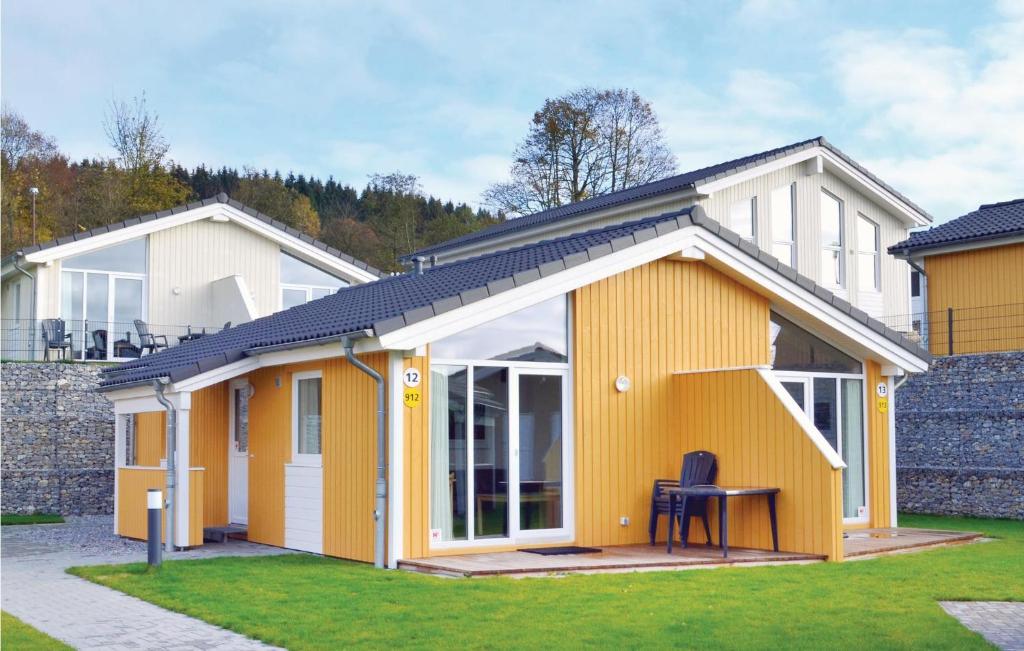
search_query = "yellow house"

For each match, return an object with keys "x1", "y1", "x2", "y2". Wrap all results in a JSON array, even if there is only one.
[
  {"x1": 100, "y1": 205, "x2": 929, "y2": 569},
  {"x1": 890, "y1": 198, "x2": 1024, "y2": 356}
]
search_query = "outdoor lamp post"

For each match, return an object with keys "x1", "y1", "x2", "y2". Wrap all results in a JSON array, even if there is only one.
[{"x1": 29, "y1": 187, "x2": 39, "y2": 245}]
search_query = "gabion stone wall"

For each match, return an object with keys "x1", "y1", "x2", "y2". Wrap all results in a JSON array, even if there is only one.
[
  {"x1": 1, "y1": 362, "x2": 115, "y2": 515},
  {"x1": 896, "y1": 351, "x2": 1024, "y2": 520}
]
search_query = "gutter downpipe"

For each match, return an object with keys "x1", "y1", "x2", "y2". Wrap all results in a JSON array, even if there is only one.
[
  {"x1": 153, "y1": 379, "x2": 176, "y2": 553},
  {"x1": 12, "y1": 253, "x2": 37, "y2": 355},
  {"x1": 341, "y1": 334, "x2": 386, "y2": 569}
]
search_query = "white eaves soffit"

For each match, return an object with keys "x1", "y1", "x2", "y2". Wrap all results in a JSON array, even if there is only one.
[
  {"x1": 377, "y1": 224, "x2": 929, "y2": 374},
  {"x1": 693, "y1": 146, "x2": 931, "y2": 228},
  {"x1": 21, "y1": 203, "x2": 379, "y2": 285}
]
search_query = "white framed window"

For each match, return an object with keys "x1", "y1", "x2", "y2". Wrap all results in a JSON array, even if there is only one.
[
  {"x1": 820, "y1": 190, "x2": 845, "y2": 289},
  {"x1": 280, "y1": 252, "x2": 348, "y2": 310},
  {"x1": 856, "y1": 214, "x2": 881, "y2": 292},
  {"x1": 770, "y1": 184, "x2": 796, "y2": 266},
  {"x1": 292, "y1": 371, "x2": 323, "y2": 466},
  {"x1": 729, "y1": 196, "x2": 757, "y2": 243}
]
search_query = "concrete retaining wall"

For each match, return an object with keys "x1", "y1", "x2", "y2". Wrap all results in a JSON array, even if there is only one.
[
  {"x1": 1, "y1": 362, "x2": 114, "y2": 515},
  {"x1": 896, "y1": 351, "x2": 1023, "y2": 519}
]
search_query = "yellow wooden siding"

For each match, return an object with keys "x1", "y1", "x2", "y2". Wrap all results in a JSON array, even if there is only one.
[
  {"x1": 863, "y1": 360, "x2": 892, "y2": 529},
  {"x1": 322, "y1": 353, "x2": 389, "y2": 563},
  {"x1": 134, "y1": 412, "x2": 166, "y2": 466},
  {"x1": 674, "y1": 370, "x2": 844, "y2": 560},
  {"x1": 925, "y1": 243, "x2": 1024, "y2": 355},
  {"x1": 572, "y1": 258, "x2": 771, "y2": 548},
  {"x1": 189, "y1": 383, "x2": 229, "y2": 528},
  {"x1": 402, "y1": 354, "x2": 431, "y2": 561},
  {"x1": 117, "y1": 467, "x2": 204, "y2": 546},
  {"x1": 246, "y1": 366, "x2": 292, "y2": 547}
]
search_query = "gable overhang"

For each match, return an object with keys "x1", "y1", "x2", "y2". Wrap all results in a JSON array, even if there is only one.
[
  {"x1": 19, "y1": 203, "x2": 379, "y2": 285},
  {"x1": 890, "y1": 232, "x2": 1024, "y2": 264},
  {"x1": 378, "y1": 224, "x2": 929, "y2": 374},
  {"x1": 694, "y1": 145, "x2": 932, "y2": 228}
]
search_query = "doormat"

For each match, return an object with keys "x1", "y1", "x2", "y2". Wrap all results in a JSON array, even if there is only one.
[{"x1": 519, "y1": 546, "x2": 601, "y2": 556}]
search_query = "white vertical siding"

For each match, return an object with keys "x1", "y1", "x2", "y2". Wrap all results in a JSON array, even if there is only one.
[
  {"x1": 147, "y1": 219, "x2": 281, "y2": 328},
  {"x1": 284, "y1": 464, "x2": 324, "y2": 554}
]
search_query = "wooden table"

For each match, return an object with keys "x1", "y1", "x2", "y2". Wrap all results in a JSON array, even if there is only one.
[{"x1": 666, "y1": 485, "x2": 780, "y2": 558}]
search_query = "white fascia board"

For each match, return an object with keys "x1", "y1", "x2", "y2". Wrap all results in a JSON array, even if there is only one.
[
  {"x1": 432, "y1": 190, "x2": 697, "y2": 262},
  {"x1": 757, "y1": 368, "x2": 846, "y2": 469},
  {"x1": 379, "y1": 229, "x2": 704, "y2": 350},
  {"x1": 22, "y1": 203, "x2": 379, "y2": 285},
  {"x1": 692, "y1": 231, "x2": 929, "y2": 373},
  {"x1": 693, "y1": 146, "x2": 931, "y2": 228},
  {"x1": 914, "y1": 234, "x2": 1024, "y2": 259}
]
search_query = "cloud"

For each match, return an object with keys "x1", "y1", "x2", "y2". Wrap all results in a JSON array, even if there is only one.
[{"x1": 827, "y1": 5, "x2": 1024, "y2": 219}]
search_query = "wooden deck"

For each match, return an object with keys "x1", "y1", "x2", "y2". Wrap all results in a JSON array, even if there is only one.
[
  {"x1": 843, "y1": 527, "x2": 982, "y2": 558},
  {"x1": 398, "y1": 528, "x2": 983, "y2": 577},
  {"x1": 398, "y1": 544, "x2": 825, "y2": 577}
]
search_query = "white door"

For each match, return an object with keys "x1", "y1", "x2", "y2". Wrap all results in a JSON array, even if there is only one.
[{"x1": 229, "y1": 380, "x2": 250, "y2": 525}]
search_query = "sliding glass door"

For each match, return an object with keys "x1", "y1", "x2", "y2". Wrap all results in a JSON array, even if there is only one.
[{"x1": 429, "y1": 365, "x2": 569, "y2": 546}]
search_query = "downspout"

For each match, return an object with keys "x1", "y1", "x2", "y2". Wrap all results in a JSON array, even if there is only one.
[
  {"x1": 342, "y1": 334, "x2": 386, "y2": 569},
  {"x1": 12, "y1": 252, "x2": 37, "y2": 354},
  {"x1": 153, "y1": 379, "x2": 176, "y2": 553}
]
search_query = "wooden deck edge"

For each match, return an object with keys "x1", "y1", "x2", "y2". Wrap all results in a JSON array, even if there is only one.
[
  {"x1": 844, "y1": 531, "x2": 983, "y2": 559},
  {"x1": 398, "y1": 550, "x2": 827, "y2": 578}
]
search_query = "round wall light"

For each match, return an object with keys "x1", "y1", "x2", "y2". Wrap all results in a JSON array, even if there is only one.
[{"x1": 615, "y1": 375, "x2": 631, "y2": 393}]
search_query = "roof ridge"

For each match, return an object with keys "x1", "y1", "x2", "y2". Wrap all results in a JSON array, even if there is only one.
[{"x1": 979, "y1": 198, "x2": 1024, "y2": 209}]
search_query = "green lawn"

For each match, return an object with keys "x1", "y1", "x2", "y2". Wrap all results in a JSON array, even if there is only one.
[
  {"x1": 70, "y1": 514, "x2": 1022, "y2": 649},
  {"x1": 1, "y1": 514, "x2": 64, "y2": 526},
  {"x1": 1, "y1": 612, "x2": 72, "y2": 650}
]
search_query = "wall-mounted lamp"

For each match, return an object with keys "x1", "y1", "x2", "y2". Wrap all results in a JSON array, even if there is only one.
[{"x1": 615, "y1": 375, "x2": 631, "y2": 393}]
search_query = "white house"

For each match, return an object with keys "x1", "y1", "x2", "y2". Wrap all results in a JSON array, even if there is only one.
[{"x1": 1, "y1": 193, "x2": 381, "y2": 361}]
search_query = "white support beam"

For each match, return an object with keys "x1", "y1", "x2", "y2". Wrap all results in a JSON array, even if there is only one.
[
  {"x1": 174, "y1": 405, "x2": 191, "y2": 548},
  {"x1": 887, "y1": 376, "x2": 898, "y2": 527},
  {"x1": 387, "y1": 351, "x2": 405, "y2": 568},
  {"x1": 881, "y1": 365, "x2": 905, "y2": 377},
  {"x1": 113, "y1": 413, "x2": 126, "y2": 535},
  {"x1": 667, "y1": 246, "x2": 705, "y2": 261}
]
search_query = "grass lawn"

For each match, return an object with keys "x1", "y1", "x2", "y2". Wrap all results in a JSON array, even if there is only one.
[
  {"x1": 1, "y1": 514, "x2": 64, "y2": 526},
  {"x1": 70, "y1": 514, "x2": 1022, "y2": 649},
  {"x1": 1, "y1": 611, "x2": 72, "y2": 650}
]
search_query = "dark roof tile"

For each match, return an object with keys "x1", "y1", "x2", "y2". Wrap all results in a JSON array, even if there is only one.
[{"x1": 890, "y1": 198, "x2": 1024, "y2": 255}]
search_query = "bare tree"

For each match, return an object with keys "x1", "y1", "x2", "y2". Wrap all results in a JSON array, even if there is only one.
[
  {"x1": 103, "y1": 93, "x2": 170, "y2": 173},
  {"x1": 484, "y1": 88, "x2": 676, "y2": 216},
  {"x1": 1, "y1": 106, "x2": 58, "y2": 168}
]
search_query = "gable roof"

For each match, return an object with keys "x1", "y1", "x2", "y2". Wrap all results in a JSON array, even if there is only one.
[
  {"x1": 100, "y1": 205, "x2": 930, "y2": 390},
  {"x1": 889, "y1": 198, "x2": 1024, "y2": 256},
  {"x1": 6, "y1": 193, "x2": 383, "y2": 278},
  {"x1": 407, "y1": 136, "x2": 932, "y2": 262}
]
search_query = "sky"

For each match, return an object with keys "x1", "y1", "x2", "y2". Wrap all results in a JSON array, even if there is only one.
[{"x1": 3, "y1": 0, "x2": 1022, "y2": 223}]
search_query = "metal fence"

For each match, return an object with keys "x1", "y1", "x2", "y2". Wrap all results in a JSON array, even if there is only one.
[
  {"x1": 879, "y1": 302, "x2": 1024, "y2": 356},
  {"x1": 1, "y1": 319, "x2": 225, "y2": 362}
]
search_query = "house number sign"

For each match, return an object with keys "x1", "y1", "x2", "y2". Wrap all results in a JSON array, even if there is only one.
[
  {"x1": 403, "y1": 367, "x2": 422, "y2": 408},
  {"x1": 876, "y1": 382, "x2": 888, "y2": 414}
]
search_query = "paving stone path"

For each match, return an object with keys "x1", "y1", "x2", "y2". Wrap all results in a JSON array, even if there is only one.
[
  {"x1": 941, "y1": 601, "x2": 1024, "y2": 651},
  {"x1": 2, "y1": 516, "x2": 288, "y2": 650}
]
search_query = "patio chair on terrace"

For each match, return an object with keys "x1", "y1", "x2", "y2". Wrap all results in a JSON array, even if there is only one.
[
  {"x1": 134, "y1": 319, "x2": 169, "y2": 355},
  {"x1": 648, "y1": 450, "x2": 718, "y2": 546},
  {"x1": 41, "y1": 318, "x2": 73, "y2": 361}
]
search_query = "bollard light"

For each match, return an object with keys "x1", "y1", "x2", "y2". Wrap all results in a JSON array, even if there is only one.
[{"x1": 147, "y1": 489, "x2": 163, "y2": 567}]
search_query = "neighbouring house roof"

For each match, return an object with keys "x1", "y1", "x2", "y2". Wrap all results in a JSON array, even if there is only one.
[
  {"x1": 4, "y1": 193, "x2": 383, "y2": 278},
  {"x1": 889, "y1": 198, "x2": 1024, "y2": 256},
  {"x1": 99, "y1": 205, "x2": 930, "y2": 390},
  {"x1": 406, "y1": 136, "x2": 932, "y2": 262}
]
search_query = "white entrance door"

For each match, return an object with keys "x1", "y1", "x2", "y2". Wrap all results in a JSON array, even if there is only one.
[{"x1": 228, "y1": 380, "x2": 250, "y2": 525}]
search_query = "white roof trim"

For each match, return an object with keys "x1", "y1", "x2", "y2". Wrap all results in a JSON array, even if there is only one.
[
  {"x1": 20, "y1": 203, "x2": 379, "y2": 284},
  {"x1": 905, "y1": 233, "x2": 1024, "y2": 260},
  {"x1": 694, "y1": 145, "x2": 931, "y2": 228},
  {"x1": 379, "y1": 224, "x2": 928, "y2": 373}
]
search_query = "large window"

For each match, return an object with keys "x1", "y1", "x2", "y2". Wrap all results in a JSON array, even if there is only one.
[
  {"x1": 429, "y1": 296, "x2": 570, "y2": 546},
  {"x1": 856, "y1": 214, "x2": 880, "y2": 292},
  {"x1": 820, "y1": 190, "x2": 845, "y2": 289},
  {"x1": 771, "y1": 313, "x2": 862, "y2": 374},
  {"x1": 61, "y1": 238, "x2": 147, "y2": 361},
  {"x1": 281, "y1": 252, "x2": 349, "y2": 310},
  {"x1": 770, "y1": 184, "x2": 796, "y2": 266},
  {"x1": 729, "y1": 197, "x2": 757, "y2": 242},
  {"x1": 292, "y1": 372, "x2": 322, "y2": 464}
]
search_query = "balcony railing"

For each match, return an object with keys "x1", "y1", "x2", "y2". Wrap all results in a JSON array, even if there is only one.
[
  {"x1": 878, "y1": 302, "x2": 1024, "y2": 356},
  {"x1": 1, "y1": 319, "x2": 226, "y2": 363}
]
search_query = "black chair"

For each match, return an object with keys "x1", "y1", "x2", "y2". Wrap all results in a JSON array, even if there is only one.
[
  {"x1": 134, "y1": 319, "x2": 168, "y2": 354},
  {"x1": 41, "y1": 319, "x2": 73, "y2": 361},
  {"x1": 87, "y1": 329, "x2": 108, "y2": 360},
  {"x1": 648, "y1": 450, "x2": 718, "y2": 546}
]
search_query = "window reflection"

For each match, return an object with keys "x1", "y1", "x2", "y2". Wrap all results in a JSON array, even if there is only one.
[
  {"x1": 771, "y1": 313, "x2": 862, "y2": 374},
  {"x1": 431, "y1": 296, "x2": 568, "y2": 362}
]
